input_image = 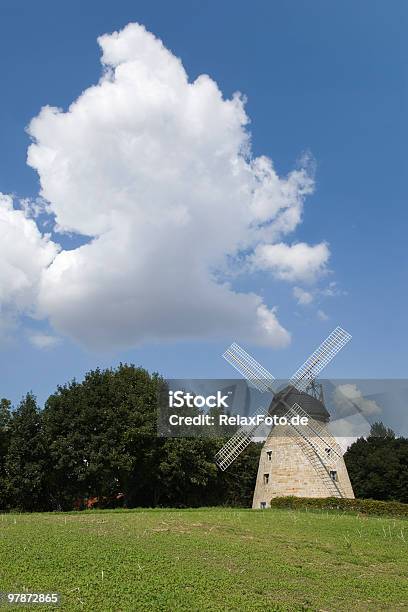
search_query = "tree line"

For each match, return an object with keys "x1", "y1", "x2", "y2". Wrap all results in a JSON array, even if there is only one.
[
  {"x1": 0, "y1": 363, "x2": 407, "y2": 511},
  {"x1": 0, "y1": 364, "x2": 260, "y2": 511},
  {"x1": 344, "y1": 421, "x2": 408, "y2": 503}
]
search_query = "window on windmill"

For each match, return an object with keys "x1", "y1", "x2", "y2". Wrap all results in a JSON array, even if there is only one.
[
  {"x1": 266, "y1": 451, "x2": 272, "y2": 461},
  {"x1": 263, "y1": 473, "x2": 269, "y2": 484},
  {"x1": 329, "y1": 470, "x2": 338, "y2": 481}
]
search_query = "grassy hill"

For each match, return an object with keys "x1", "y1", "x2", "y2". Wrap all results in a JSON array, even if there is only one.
[{"x1": 0, "y1": 507, "x2": 407, "y2": 611}]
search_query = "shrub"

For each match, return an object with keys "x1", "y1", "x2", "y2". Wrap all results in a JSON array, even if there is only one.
[{"x1": 269, "y1": 496, "x2": 408, "y2": 518}]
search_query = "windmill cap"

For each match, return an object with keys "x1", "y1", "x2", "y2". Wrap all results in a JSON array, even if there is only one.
[{"x1": 269, "y1": 384, "x2": 330, "y2": 423}]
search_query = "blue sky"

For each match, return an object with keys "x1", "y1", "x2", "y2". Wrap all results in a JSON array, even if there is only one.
[{"x1": 0, "y1": 0, "x2": 407, "y2": 406}]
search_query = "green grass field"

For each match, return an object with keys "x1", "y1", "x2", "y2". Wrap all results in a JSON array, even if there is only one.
[{"x1": 0, "y1": 507, "x2": 407, "y2": 611}]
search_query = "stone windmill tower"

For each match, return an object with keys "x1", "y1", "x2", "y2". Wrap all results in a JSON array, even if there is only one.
[
  {"x1": 251, "y1": 384, "x2": 354, "y2": 508},
  {"x1": 215, "y1": 328, "x2": 355, "y2": 507}
]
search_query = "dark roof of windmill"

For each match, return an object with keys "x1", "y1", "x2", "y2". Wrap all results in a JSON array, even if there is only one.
[{"x1": 268, "y1": 384, "x2": 330, "y2": 423}]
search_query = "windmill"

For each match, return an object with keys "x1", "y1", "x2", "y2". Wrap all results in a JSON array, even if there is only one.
[{"x1": 215, "y1": 327, "x2": 355, "y2": 507}]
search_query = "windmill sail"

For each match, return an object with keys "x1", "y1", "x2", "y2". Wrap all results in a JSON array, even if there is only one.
[
  {"x1": 290, "y1": 327, "x2": 352, "y2": 392},
  {"x1": 215, "y1": 327, "x2": 352, "y2": 470},
  {"x1": 214, "y1": 408, "x2": 269, "y2": 471},
  {"x1": 222, "y1": 343, "x2": 275, "y2": 393},
  {"x1": 285, "y1": 403, "x2": 342, "y2": 464},
  {"x1": 283, "y1": 405, "x2": 346, "y2": 498}
]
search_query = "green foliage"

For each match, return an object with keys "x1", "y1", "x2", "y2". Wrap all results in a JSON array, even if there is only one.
[
  {"x1": 156, "y1": 438, "x2": 218, "y2": 506},
  {"x1": 42, "y1": 364, "x2": 166, "y2": 509},
  {"x1": 0, "y1": 397, "x2": 12, "y2": 508},
  {"x1": 216, "y1": 441, "x2": 261, "y2": 507},
  {"x1": 2, "y1": 363, "x2": 406, "y2": 513},
  {"x1": 344, "y1": 430, "x2": 408, "y2": 503},
  {"x1": 3, "y1": 393, "x2": 47, "y2": 511},
  {"x1": 269, "y1": 496, "x2": 408, "y2": 518},
  {"x1": 1, "y1": 507, "x2": 407, "y2": 611},
  {"x1": 0, "y1": 363, "x2": 260, "y2": 511},
  {"x1": 369, "y1": 420, "x2": 395, "y2": 439}
]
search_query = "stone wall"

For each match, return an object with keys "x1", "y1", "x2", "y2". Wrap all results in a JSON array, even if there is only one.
[{"x1": 252, "y1": 422, "x2": 354, "y2": 509}]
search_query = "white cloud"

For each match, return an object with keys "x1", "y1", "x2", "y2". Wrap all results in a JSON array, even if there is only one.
[
  {"x1": 0, "y1": 193, "x2": 58, "y2": 314},
  {"x1": 0, "y1": 193, "x2": 58, "y2": 344},
  {"x1": 292, "y1": 281, "x2": 344, "y2": 310},
  {"x1": 321, "y1": 281, "x2": 346, "y2": 298},
  {"x1": 0, "y1": 305, "x2": 18, "y2": 346},
  {"x1": 330, "y1": 388, "x2": 379, "y2": 452},
  {"x1": 317, "y1": 309, "x2": 329, "y2": 321},
  {"x1": 331, "y1": 413, "x2": 372, "y2": 453},
  {"x1": 332, "y1": 384, "x2": 382, "y2": 418},
  {"x1": 28, "y1": 332, "x2": 61, "y2": 349},
  {"x1": 252, "y1": 242, "x2": 329, "y2": 283},
  {"x1": 1, "y1": 23, "x2": 330, "y2": 349},
  {"x1": 293, "y1": 286, "x2": 313, "y2": 305},
  {"x1": 330, "y1": 416, "x2": 370, "y2": 453}
]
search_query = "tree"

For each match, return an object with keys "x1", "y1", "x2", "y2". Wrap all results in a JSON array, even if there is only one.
[
  {"x1": 1, "y1": 363, "x2": 262, "y2": 511},
  {"x1": 369, "y1": 421, "x2": 395, "y2": 439},
  {"x1": 0, "y1": 398, "x2": 12, "y2": 509},
  {"x1": 5, "y1": 393, "x2": 48, "y2": 511},
  {"x1": 344, "y1": 425, "x2": 408, "y2": 503},
  {"x1": 155, "y1": 437, "x2": 219, "y2": 507},
  {"x1": 217, "y1": 441, "x2": 262, "y2": 507},
  {"x1": 41, "y1": 363, "x2": 261, "y2": 509},
  {"x1": 43, "y1": 364, "x2": 167, "y2": 509}
]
